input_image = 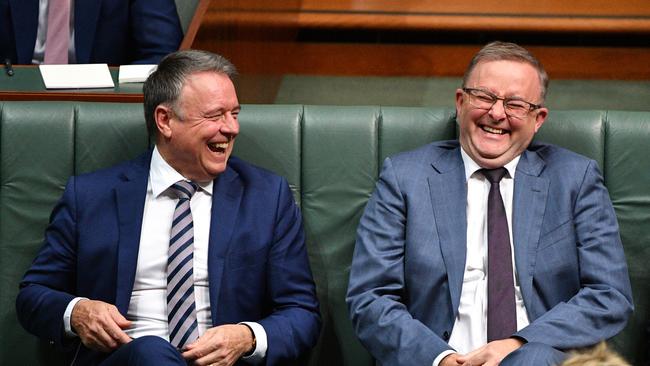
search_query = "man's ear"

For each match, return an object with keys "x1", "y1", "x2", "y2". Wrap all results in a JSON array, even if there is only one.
[
  {"x1": 533, "y1": 107, "x2": 548, "y2": 133},
  {"x1": 455, "y1": 88, "x2": 465, "y2": 114},
  {"x1": 453, "y1": 88, "x2": 467, "y2": 122},
  {"x1": 154, "y1": 105, "x2": 174, "y2": 138}
]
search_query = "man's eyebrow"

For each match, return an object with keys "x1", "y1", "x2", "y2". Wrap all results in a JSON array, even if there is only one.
[
  {"x1": 475, "y1": 87, "x2": 529, "y2": 101},
  {"x1": 505, "y1": 95, "x2": 528, "y2": 101},
  {"x1": 203, "y1": 108, "x2": 224, "y2": 116},
  {"x1": 469, "y1": 87, "x2": 498, "y2": 96},
  {"x1": 203, "y1": 105, "x2": 241, "y2": 116}
]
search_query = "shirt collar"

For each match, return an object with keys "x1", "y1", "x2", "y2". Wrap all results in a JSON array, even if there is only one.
[
  {"x1": 460, "y1": 146, "x2": 521, "y2": 181},
  {"x1": 150, "y1": 146, "x2": 213, "y2": 197}
]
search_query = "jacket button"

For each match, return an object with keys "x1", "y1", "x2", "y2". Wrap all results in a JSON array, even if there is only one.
[{"x1": 443, "y1": 331, "x2": 450, "y2": 340}]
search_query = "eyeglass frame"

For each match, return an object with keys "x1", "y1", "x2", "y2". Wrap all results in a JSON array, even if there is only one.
[{"x1": 462, "y1": 87, "x2": 543, "y2": 118}]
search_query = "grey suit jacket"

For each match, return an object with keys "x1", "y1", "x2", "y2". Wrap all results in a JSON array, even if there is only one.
[{"x1": 346, "y1": 140, "x2": 633, "y2": 365}]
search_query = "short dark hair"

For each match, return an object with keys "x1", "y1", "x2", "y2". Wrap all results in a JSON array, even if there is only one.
[
  {"x1": 462, "y1": 41, "x2": 548, "y2": 102},
  {"x1": 143, "y1": 50, "x2": 238, "y2": 138}
]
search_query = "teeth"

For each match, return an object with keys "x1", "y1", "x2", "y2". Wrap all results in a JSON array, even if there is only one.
[
  {"x1": 209, "y1": 142, "x2": 228, "y2": 149},
  {"x1": 483, "y1": 126, "x2": 506, "y2": 134}
]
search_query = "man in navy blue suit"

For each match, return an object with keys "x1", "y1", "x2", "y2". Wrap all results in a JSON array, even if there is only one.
[
  {"x1": 16, "y1": 50, "x2": 321, "y2": 365},
  {"x1": 0, "y1": 0, "x2": 182, "y2": 64},
  {"x1": 347, "y1": 42, "x2": 633, "y2": 366}
]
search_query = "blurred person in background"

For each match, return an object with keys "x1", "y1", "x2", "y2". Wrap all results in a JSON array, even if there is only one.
[{"x1": 0, "y1": 0, "x2": 182, "y2": 65}]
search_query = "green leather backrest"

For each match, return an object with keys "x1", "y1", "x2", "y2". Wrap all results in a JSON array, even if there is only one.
[
  {"x1": 0, "y1": 102, "x2": 648, "y2": 365},
  {"x1": 0, "y1": 102, "x2": 149, "y2": 365},
  {"x1": 174, "y1": 0, "x2": 199, "y2": 35},
  {"x1": 603, "y1": 112, "x2": 650, "y2": 360}
]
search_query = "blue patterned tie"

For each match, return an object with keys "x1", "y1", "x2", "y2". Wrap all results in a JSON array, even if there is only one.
[
  {"x1": 167, "y1": 180, "x2": 199, "y2": 349},
  {"x1": 480, "y1": 168, "x2": 517, "y2": 342}
]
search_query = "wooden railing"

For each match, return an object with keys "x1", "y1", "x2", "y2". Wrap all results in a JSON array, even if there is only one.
[
  {"x1": 204, "y1": 0, "x2": 650, "y2": 33},
  {"x1": 191, "y1": 0, "x2": 650, "y2": 79}
]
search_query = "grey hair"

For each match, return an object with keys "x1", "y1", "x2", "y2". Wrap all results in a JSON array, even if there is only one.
[
  {"x1": 462, "y1": 41, "x2": 548, "y2": 102},
  {"x1": 143, "y1": 49, "x2": 238, "y2": 138}
]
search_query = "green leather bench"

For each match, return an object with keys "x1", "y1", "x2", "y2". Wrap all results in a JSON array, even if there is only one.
[{"x1": 1, "y1": 102, "x2": 648, "y2": 365}]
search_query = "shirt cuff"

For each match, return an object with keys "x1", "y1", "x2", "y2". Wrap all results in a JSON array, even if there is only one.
[
  {"x1": 239, "y1": 321, "x2": 267, "y2": 364},
  {"x1": 433, "y1": 350, "x2": 456, "y2": 366},
  {"x1": 63, "y1": 297, "x2": 88, "y2": 337}
]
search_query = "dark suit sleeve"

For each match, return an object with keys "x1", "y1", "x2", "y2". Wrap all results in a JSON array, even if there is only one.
[
  {"x1": 257, "y1": 178, "x2": 322, "y2": 364},
  {"x1": 346, "y1": 158, "x2": 449, "y2": 365},
  {"x1": 15, "y1": 177, "x2": 79, "y2": 351},
  {"x1": 516, "y1": 160, "x2": 634, "y2": 348},
  {"x1": 128, "y1": 0, "x2": 182, "y2": 64}
]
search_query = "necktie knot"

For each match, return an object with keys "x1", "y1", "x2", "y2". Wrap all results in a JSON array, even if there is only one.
[
  {"x1": 171, "y1": 181, "x2": 197, "y2": 201},
  {"x1": 480, "y1": 167, "x2": 508, "y2": 184}
]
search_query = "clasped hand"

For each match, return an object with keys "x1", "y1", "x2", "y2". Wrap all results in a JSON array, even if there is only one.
[
  {"x1": 441, "y1": 338, "x2": 523, "y2": 366},
  {"x1": 71, "y1": 300, "x2": 254, "y2": 366},
  {"x1": 181, "y1": 324, "x2": 255, "y2": 366},
  {"x1": 70, "y1": 299, "x2": 132, "y2": 352}
]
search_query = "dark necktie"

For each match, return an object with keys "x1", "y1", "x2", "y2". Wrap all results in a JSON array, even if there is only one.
[
  {"x1": 167, "y1": 180, "x2": 199, "y2": 349},
  {"x1": 480, "y1": 168, "x2": 517, "y2": 342}
]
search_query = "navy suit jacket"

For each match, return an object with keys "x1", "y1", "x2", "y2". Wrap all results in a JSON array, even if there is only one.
[
  {"x1": 0, "y1": 0, "x2": 182, "y2": 64},
  {"x1": 16, "y1": 151, "x2": 321, "y2": 365},
  {"x1": 346, "y1": 140, "x2": 633, "y2": 365}
]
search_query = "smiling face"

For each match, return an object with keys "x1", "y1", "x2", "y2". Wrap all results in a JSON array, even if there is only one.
[
  {"x1": 456, "y1": 60, "x2": 548, "y2": 169},
  {"x1": 155, "y1": 71, "x2": 240, "y2": 182}
]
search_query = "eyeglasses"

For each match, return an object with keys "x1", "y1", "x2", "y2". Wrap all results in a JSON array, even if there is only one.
[{"x1": 462, "y1": 88, "x2": 542, "y2": 119}]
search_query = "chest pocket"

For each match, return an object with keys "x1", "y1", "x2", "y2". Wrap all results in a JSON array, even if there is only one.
[{"x1": 537, "y1": 216, "x2": 574, "y2": 250}]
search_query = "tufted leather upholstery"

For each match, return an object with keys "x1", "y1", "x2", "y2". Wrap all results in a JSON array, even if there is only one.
[{"x1": 1, "y1": 102, "x2": 648, "y2": 365}]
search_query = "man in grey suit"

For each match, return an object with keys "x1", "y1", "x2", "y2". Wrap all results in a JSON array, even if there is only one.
[{"x1": 346, "y1": 41, "x2": 633, "y2": 366}]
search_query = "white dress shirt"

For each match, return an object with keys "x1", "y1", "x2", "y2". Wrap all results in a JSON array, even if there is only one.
[
  {"x1": 433, "y1": 149, "x2": 530, "y2": 366},
  {"x1": 63, "y1": 147, "x2": 266, "y2": 362}
]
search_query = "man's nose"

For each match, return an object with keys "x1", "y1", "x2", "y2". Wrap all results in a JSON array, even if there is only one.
[
  {"x1": 221, "y1": 113, "x2": 239, "y2": 133},
  {"x1": 488, "y1": 99, "x2": 507, "y2": 120}
]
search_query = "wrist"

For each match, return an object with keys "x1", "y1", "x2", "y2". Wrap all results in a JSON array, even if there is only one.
[
  {"x1": 440, "y1": 353, "x2": 460, "y2": 366},
  {"x1": 65, "y1": 297, "x2": 88, "y2": 336},
  {"x1": 508, "y1": 336, "x2": 526, "y2": 347},
  {"x1": 240, "y1": 323, "x2": 256, "y2": 355}
]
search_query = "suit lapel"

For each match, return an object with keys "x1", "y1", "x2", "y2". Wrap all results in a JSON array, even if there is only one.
[
  {"x1": 512, "y1": 150, "x2": 549, "y2": 312},
  {"x1": 428, "y1": 147, "x2": 467, "y2": 315},
  {"x1": 208, "y1": 166, "x2": 243, "y2": 324},
  {"x1": 74, "y1": 0, "x2": 101, "y2": 63},
  {"x1": 114, "y1": 153, "x2": 150, "y2": 314}
]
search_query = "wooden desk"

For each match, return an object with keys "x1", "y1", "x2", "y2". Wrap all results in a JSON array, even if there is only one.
[{"x1": 0, "y1": 66, "x2": 143, "y2": 102}]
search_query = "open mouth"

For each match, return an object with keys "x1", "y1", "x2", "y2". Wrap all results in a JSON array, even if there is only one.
[
  {"x1": 208, "y1": 141, "x2": 228, "y2": 153},
  {"x1": 481, "y1": 125, "x2": 508, "y2": 135}
]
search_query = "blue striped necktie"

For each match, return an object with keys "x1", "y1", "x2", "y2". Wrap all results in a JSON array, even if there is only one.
[{"x1": 167, "y1": 180, "x2": 199, "y2": 349}]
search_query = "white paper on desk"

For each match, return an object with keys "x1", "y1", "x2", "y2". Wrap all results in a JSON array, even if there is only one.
[
  {"x1": 39, "y1": 64, "x2": 114, "y2": 89},
  {"x1": 118, "y1": 64, "x2": 157, "y2": 83}
]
